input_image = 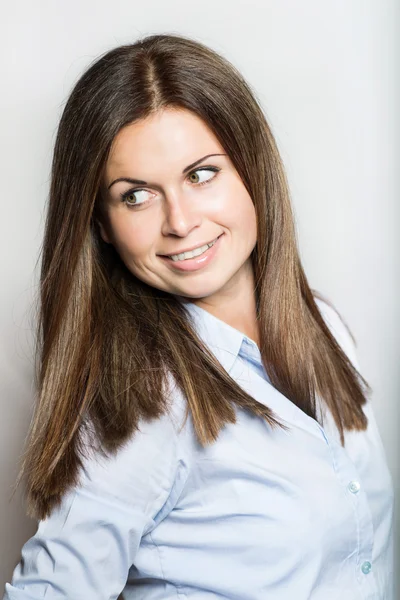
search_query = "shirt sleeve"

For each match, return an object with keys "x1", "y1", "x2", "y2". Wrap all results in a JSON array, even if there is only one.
[{"x1": 3, "y1": 407, "x2": 189, "y2": 600}]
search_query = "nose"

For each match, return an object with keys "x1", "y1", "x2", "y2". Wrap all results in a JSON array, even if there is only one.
[{"x1": 161, "y1": 189, "x2": 202, "y2": 237}]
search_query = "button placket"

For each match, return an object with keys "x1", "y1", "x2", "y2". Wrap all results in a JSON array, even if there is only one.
[
  {"x1": 322, "y1": 436, "x2": 378, "y2": 594},
  {"x1": 361, "y1": 560, "x2": 372, "y2": 575},
  {"x1": 348, "y1": 480, "x2": 361, "y2": 494}
]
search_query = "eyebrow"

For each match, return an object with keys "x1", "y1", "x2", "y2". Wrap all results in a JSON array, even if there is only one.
[{"x1": 107, "y1": 153, "x2": 227, "y2": 190}]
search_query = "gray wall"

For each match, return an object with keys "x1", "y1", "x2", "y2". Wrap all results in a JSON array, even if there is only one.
[{"x1": 1, "y1": 0, "x2": 398, "y2": 595}]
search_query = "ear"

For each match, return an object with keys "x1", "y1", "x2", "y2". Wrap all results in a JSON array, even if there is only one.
[{"x1": 95, "y1": 218, "x2": 112, "y2": 245}]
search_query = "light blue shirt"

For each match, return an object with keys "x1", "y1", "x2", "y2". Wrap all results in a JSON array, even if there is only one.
[{"x1": 4, "y1": 298, "x2": 394, "y2": 599}]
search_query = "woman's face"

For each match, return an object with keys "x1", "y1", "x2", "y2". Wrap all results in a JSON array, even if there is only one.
[{"x1": 99, "y1": 107, "x2": 257, "y2": 303}]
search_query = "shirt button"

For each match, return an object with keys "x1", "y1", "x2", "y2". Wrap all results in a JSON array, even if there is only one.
[
  {"x1": 348, "y1": 480, "x2": 361, "y2": 494},
  {"x1": 361, "y1": 561, "x2": 372, "y2": 574}
]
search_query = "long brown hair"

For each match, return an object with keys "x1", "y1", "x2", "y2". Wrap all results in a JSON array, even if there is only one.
[{"x1": 14, "y1": 33, "x2": 370, "y2": 520}]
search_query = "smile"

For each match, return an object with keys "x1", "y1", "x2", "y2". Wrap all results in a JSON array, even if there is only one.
[
  {"x1": 159, "y1": 233, "x2": 224, "y2": 272},
  {"x1": 167, "y1": 235, "x2": 221, "y2": 262}
]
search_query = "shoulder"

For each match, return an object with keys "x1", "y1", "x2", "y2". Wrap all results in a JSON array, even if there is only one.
[
  {"x1": 72, "y1": 381, "x2": 194, "y2": 530},
  {"x1": 313, "y1": 295, "x2": 361, "y2": 372}
]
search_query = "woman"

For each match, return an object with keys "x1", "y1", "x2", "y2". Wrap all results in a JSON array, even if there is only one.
[{"x1": 3, "y1": 33, "x2": 394, "y2": 599}]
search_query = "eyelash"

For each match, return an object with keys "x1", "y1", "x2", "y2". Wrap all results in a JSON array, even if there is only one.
[{"x1": 119, "y1": 166, "x2": 220, "y2": 208}]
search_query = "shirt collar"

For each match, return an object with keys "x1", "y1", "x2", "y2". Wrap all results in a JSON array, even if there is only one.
[
  {"x1": 176, "y1": 298, "x2": 327, "y2": 438},
  {"x1": 178, "y1": 299, "x2": 259, "y2": 374}
]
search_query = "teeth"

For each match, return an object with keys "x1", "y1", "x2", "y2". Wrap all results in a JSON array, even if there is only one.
[{"x1": 169, "y1": 236, "x2": 219, "y2": 261}]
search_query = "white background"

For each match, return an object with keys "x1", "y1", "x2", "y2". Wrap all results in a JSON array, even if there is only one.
[{"x1": 1, "y1": 0, "x2": 398, "y2": 595}]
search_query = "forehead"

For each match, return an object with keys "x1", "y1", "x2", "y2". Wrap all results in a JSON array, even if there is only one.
[{"x1": 106, "y1": 108, "x2": 224, "y2": 173}]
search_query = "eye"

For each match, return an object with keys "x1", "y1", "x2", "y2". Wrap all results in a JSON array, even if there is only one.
[
  {"x1": 187, "y1": 166, "x2": 220, "y2": 186},
  {"x1": 120, "y1": 188, "x2": 153, "y2": 207},
  {"x1": 120, "y1": 166, "x2": 220, "y2": 209}
]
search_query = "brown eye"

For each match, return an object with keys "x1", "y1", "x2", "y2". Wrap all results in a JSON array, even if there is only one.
[
  {"x1": 187, "y1": 167, "x2": 220, "y2": 186},
  {"x1": 189, "y1": 172, "x2": 200, "y2": 183},
  {"x1": 120, "y1": 188, "x2": 152, "y2": 208}
]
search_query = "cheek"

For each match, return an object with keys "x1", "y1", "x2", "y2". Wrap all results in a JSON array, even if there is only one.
[
  {"x1": 107, "y1": 212, "x2": 155, "y2": 260},
  {"x1": 221, "y1": 183, "x2": 257, "y2": 238},
  {"x1": 246, "y1": 201, "x2": 258, "y2": 238}
]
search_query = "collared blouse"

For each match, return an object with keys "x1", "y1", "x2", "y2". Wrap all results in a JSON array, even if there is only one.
[{"x1": 3, "y1": 298, "x2": 394, "y2": 599}]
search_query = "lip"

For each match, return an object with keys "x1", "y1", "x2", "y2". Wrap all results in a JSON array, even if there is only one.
[
  {"x1": 159, "y1": 233, "x2": 224, "y2": 272},
  {"x1": 160, "y1": 235, "x2": 222, "y2": 257}
]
